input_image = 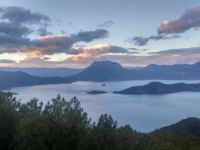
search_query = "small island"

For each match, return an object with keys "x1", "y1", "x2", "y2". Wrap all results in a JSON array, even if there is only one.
[
  {"x1": 87, "y1": 90, "x2": 107, "y2": 95},
  {"x1": 101, "y1": 83, "x2": 106, "y2": 86},
  {"x1": 114, "y1": 82, "x2": 200, "y2": 95}
]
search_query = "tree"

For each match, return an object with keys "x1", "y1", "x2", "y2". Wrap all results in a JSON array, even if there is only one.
[{"x1": 0, "y1": 92, "x2": 19, "y2": 150}]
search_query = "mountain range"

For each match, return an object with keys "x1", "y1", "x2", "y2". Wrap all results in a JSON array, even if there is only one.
[
  {"x1": 67, "y1": 61, "x2": 200, "y2": 81},
  {"x1": 1, "y1": 60, "x2": 200, "y2": 89},
  {"x1": 0, "y1": 67, "x2": 82, "y2": 77},
  {"x1": 0, "y1": 71, "x2": 70, "y2": 90}
]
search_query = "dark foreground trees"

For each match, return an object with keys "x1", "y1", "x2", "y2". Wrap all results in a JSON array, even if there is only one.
[{"x1": 0, "y1": 91, "x2": 200, "y2": 150}]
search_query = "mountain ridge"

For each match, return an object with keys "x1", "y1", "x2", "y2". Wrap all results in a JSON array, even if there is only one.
[
  {"x1": 66, "y1": 60, "x2": 200, "y2": 81},
  {"x1": 151, "y1": 117, "x2": 200, "y2": 136},
  {"x1": 114, "y1": 82, "x2": 200, "y2": 94},
  {"x1": 1, "y1": 60, "x2": 200, "y2": 89}
]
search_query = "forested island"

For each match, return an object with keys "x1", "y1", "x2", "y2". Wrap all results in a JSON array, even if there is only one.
[
  {"x1": 87, "y1": 90, "x2": 107, "y2": 94},
  {"x1": 114, "y1": 82, "x2": 200, "y2": 94},
  {"x1": 0, "y1": 91, "x2": 200, "y2": 150}
]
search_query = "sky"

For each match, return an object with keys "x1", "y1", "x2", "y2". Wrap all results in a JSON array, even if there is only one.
[{"x1": 0, "y1": 0, "x2": 200, "y2": 68}]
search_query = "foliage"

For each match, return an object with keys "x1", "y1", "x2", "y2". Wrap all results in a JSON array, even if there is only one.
[{"x1": 0, "y1": 91, "x2": 199, "y2": 150}]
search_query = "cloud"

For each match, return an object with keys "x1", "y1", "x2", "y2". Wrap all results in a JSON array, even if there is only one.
[
  {"x1": 37, "y1": 26, "x2": 52, "y2": 36},
  {"x1": 0, "y1": 25, "x2": 31, "y2": 50},
  {"x1": 19, "y1": 35, "x2": 73, "y2": 56},
  {"x1": 128, "y1": 34, "x2": 179, "y2": 46},
  {"x1": 2, "y1": 45, "x2": 200, "y2": 68},
  {"x1": 102, "y1": 47, "x2": 200, "y2": 66},
  {"x1": 0, "y1": 7, "x2": 109, "y2": 55},
  {"x1": 0, "y1": 22, "x2": 31, "y2": 37},
  {"x1": 0, "y1": 6, "x2": 51, "y2": 51},
  {"x1": 71, "y1": 29, "x2": 108, "y2": 43},
  {"x1": 18, "y1": 29, "x2": 109, "y2": 56},
  {"x1": 69, "y1": 44, "x2": 128, "y2": 63},
  {"x1": 0, "y1": 6, "x2": 110, "y2": 61},
  {"x1": 0, "y1": 28, "x2": 109, "y2": 55},
  {"x1": 128, "y1": 48, "x2": 138, "y2": 50},
  {"x1": 99, "y1": 20, "x2": 114, "y2": 28},
  {"x1": 0, "y1": 59, "x2": 16, "y2": 64},
  {"x1": 0, "y1": 34, "x2": 31, "y2": 49},
  {"x1": 129, "y1": 6, "x2": 200, "y2": 46},
  {"x1": 158, "y1": 6, "x2": 200, "y2": 34},
  {"x1": 0, "y1": 6, "x2": 50, "y2": 25}
]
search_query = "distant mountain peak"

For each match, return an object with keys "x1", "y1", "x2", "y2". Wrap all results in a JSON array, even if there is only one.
[
  {"x1": 89, "y1": 61, "x2": 123, "y2": 69},
  {"x1": 71, "y1": 61, "x2": 127, "y2": 81}
]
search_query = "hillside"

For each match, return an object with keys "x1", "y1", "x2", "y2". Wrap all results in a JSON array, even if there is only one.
[
  {"x1": 0, "y1": 91, "x2": 200, "y2": 150},
  {"x1": 114, "y1": 82, "x2": 200, "y2": 94},
  {"x1": 68, "y1": 61, "x2": 129, "y2": 81},
  {"x1": 0, "y1": 71, "x2": 70, "y2": 90},
  {"x1": 0, "y1": 67, "x2": 82, "y2": 77},
  {"x1": 151, "y1": 117, "x2": 200, "y2": 136}
]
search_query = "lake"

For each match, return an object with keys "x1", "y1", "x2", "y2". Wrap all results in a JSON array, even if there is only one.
[{"x1": 11, "y1": 80, "x2": 200, "y2": 132}]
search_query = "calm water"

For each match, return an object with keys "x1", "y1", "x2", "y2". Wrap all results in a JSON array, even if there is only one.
[{"x1": 11, "y1": 80, "x2": 200, "y2": 132}]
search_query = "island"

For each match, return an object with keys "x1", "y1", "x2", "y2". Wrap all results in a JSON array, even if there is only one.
[
  {"x1": 114, "y1": 82, "x2": 200, "y2": 95},
  {"x1": 87, "y1": 90, "x2": 107, "y2": 95},
  {"x1": 101, "y1": 83, "x2": 106, "y2": 86}
]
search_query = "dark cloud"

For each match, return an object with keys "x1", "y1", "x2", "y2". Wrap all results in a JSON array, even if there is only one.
[
  {"x1": 109, "y1": 46, "x2": 128, "y2": 53},
  {"x1": 13, "y1": 28, "x2": 109, "y2": 55},
  {"x1": 0, "y1": 22, "x2": 31, "y2": 37},
  {"x1": 0, "y1": 6, "x2": 110, "y2": 56},
  {"x1": 37, "y1": 27, "x2": 52, "y2": 36},
  {"x1": 0, "y1": 29, "x2": 109, "y2": 55},
  {"x1": 0, "y1": 6, "x2": 109, "y2": 55},
  {"x1": 27, "y1": 29, "x2": 109, "y2": 55},
  {"x1": 129, "y1": 34, "x2": 180, "y2": 46},
  {"x1": 129, "y1": 6, "x2": 200, "y2": 46},
  {"x1": 158, "y1": 6, "x2": 200, "y2": 34},
  {"x1": 0, "y1": 6, "x2": 51, "y2": 51},
  {"x1": 128, "y1": 47, "x2": 139, "y2": 51},
  {"x1": 29, "y1": 35, "x2": 73, "y2": 55},
  {"x1": 129, "y1": 36, "x2": 149, "y2": 46},
  {"x1": 0, "y1": 21, "x2": 31, "y2": 50},
  {"x1": 99, "y1": 20, "x2": 114, "y2": 28},
  {"x1": 0, "y1": 59, "x2": 16, "y2": 64},
  {"x1": 0, "y1": 6, "x2": 50, "y2": 25},
  {"x1": 154, "y1": 47, "x2": 200, "y2": 55},
  {"x1": 0, "y1": 34, "x2": 31, "y2": 49},
  {"x1": 71, "y1": 29, "x2": 108, "y2": 43},
  {"x1": 101, "y1": 47, "x2": 200, "y2": 67}
]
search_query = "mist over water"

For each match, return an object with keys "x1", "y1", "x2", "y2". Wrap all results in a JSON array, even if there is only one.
[{"x1": 11, "y1": 80, "x2": 200, "y2": 132}]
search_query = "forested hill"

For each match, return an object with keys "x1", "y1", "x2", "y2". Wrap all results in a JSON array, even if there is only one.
[
  {"x1": 0, "y1": 67, "x2": 82, "y2": 77},
  {"x1": 151, "y1": 117, "x2": 200, "y2": 136},
  {"x1": 0, "y1": 91, "x2": 200, "y2": 150},
  {"x1": 114, "y1": 82, "x2": 200, "y2": 94},
  {"x1": 0, "y1": 71, "x2": 70, "y2": 89}
]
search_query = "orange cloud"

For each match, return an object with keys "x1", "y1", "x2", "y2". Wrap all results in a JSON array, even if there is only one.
[{"x1": 71, "y1": 44, "x2": 111, "y2": 62}]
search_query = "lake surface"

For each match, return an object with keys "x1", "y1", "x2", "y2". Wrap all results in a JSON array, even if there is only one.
[{"x1": 11, "y1": 80, "x2": 200, "y2": 132}]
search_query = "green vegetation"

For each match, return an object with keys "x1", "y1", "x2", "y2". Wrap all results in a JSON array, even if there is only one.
[
  {"x1": 114, "y1": 82, "x2": 200, "y2": 95},
  {"x1": 0, "y1": 91, "x2": 200, "y2": 150}
]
